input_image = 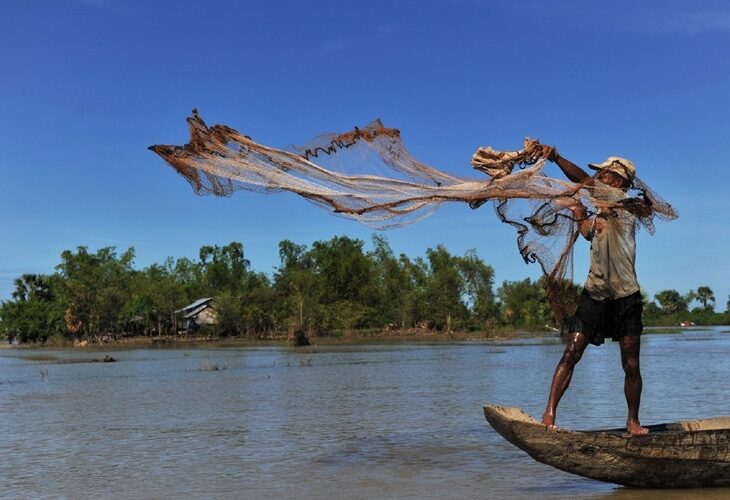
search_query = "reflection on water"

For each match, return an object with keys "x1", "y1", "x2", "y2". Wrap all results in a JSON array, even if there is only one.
[{"x1": 1, "y1": 327, "x2": 729, "y2": 498}]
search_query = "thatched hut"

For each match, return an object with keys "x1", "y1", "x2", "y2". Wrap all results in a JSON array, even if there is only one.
[{"x1": 175, "y1": 298, "x2": 217, "y2": 333}]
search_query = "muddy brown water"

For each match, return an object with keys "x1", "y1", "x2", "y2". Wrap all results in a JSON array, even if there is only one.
[{"x1": 1, "y1": 327, "x2": 729, "y2": 498}]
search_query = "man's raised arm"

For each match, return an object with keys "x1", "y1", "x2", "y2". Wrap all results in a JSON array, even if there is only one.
[{"x1": 539, "y1": 146, "x2": 590, "y2": 184}]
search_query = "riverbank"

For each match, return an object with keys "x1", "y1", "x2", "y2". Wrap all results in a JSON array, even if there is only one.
[
  {"x1": 2, "y1": 325, "x2": 721, "y2": 350},
  {"x1": 1, "y1": 328, "x2": 549, "y2": 349}
]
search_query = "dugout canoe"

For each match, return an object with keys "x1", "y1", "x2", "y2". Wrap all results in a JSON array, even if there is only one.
[{"x1": 483, "y1": 405, "x2": 730, "y2": 488}]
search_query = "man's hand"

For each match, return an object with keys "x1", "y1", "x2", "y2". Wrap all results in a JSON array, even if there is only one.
[
  {"x1": 555, "y1": 198, "x2": 588, "y2": 220},
  {"x1": 569, "y1": 202, "x2": 595, "y2": 240},
  {"x1": 536, "y1": 144, "x2": 559, "y2": 162}
]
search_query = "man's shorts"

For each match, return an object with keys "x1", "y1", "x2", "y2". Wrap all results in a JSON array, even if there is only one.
[{"x1": 563, "y1": 290, "x2": 643, "y2": 346}]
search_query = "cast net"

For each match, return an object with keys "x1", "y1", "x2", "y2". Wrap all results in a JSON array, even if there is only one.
[{"x1": 150, "y1": 110, "x2": 678, "y2": 323}]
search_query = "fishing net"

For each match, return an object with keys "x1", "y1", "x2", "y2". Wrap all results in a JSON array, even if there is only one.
[{"x1": 150, "y1": 110, "x2": 678, "y2": 323}]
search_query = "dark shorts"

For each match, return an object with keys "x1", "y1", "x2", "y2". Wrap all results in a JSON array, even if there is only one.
[{"x1": 563, "y1": 290, "x2": 643, "y2": 346}]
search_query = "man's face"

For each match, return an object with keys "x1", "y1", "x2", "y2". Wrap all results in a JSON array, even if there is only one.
[{"x1": 595, "y1": 167, "x2": 629, "y2": 190}]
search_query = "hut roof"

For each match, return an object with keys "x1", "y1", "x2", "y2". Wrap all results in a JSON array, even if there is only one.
[{"x1": 175, "y1": 297, "x2": 213, "y2": 317}]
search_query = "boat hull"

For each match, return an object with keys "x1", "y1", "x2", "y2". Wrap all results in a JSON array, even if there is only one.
[{"x1": 484, "y1": 405, "x2": 730, "y2": 488}]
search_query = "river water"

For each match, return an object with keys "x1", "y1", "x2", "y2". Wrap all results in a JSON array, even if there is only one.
[{"x1": 1, "y1": 327, "x2": 729, "y2": 499}]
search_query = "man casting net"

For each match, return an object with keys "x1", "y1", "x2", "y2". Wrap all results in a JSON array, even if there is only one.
[{"x1": 149, "y1": 110, "x2": 677, "y2": 324}]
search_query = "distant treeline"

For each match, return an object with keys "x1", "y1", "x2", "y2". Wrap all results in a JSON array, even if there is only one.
[{"x1": 1, "y1": 235, "x2": 727, "y2": 343}]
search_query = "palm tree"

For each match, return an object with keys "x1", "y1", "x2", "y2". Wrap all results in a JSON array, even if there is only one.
[
  {"x1": 11, "y1": 274, "x2": 52, "y2": 302},
  {"x1": 696, "y1": 286, "x2": 715, "y2": 310}
]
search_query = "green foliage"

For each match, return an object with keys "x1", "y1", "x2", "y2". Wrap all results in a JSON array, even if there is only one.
[
  {"x1": 644, "y1": 286, "x2": 726, "y2": 326},
  {"x1": 654, "y1": 289, "x2": 689, "y2": 315},
  {"x1": 397, "y1": 255, "x2": 430, "y2": 327},
  {"x1": 310, "y1": 236, "x2": 376, "y2": 306},
  {"x1": 213, "y1": 291, "x2": 242, "y2": 337},
  {"x1": 199, "y1": 242, "x2": 250, "y2": 295},
  {"x1": 236, "y1": 272, "x2": 276, "y2": 338},
  {"x1": 1, "y1": 273, "x2": 65, "y2": 342},
  {"x1": 424, "y1": 245, "x2": 468, "y2": 331},
  {"x1": 273, "y1": 239, "x2": 318, "y2": 329},
  {"x1": 4, "y1": 235, "x2": 723, "y2": 344},
  {"x1": 55, "y1": 246, "x2": 136, "y2": 339},
  {"x1": 497, "y1": 278, "x2": 551, "y2": 329},
  {"x1": 317, "y1": 300, "x2": 375, "y2": 331},
  {"x1": 125, "y1": 261, "x2": 187, "y2": 336},
  {"x1": 368, "y1": 235, "x2": 413, "y2": 328},
  {"x1": 11, "y1": 274, "x2": 53, "y2": 302},
  {"x1": 0, "y1": 293, "x2": 65, "y2": 343},
  {"x1": 695, "y1": 286, "x2": 715, "y2": 311},
  {"x1": 458, "y1": 249, "x2": 498, "y2": 325}
]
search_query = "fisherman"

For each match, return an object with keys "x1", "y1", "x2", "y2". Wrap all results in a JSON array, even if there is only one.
[
  {"x1": 537, "y1": 146, "x2": 649, "y2": 435},
  {"x1": 152, "y1": 115, "x2": 673, "y2": 436}
]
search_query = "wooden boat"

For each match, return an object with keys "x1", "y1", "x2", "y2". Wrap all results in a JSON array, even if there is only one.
[{"x1": 483, "y1": 405, "x2": 730, "y2": 488}]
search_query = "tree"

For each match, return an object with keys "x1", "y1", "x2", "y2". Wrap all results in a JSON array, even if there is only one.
[
  {"x1": 497, "y1": 278, "x2": 550, "y2": 329},
  {"x1": 425, "y1": 245, "x2": 468, "y2": 331},
  {"x1": 214, "y1": 291, "x2": 242, "y2": 337},
  {"x1": 654, "y1": 289, "x2": 689, "y2": 314},
  {"x1": 369, "y1": 234, "x2": 412, "y2": 328},
  {"x1": 310, "y1": 236, "x2": 375, "y2": 305},
  {"x1": 172, "y1": 256, "x2": 205, "y2": 301},
  {"x1": 308, "y1": 236, "x2": 378, "y2": 330},
  {"x1": 240, "y1": 274, "x2": 276, "y2": 338},
  {"x1": 0, "y1": 273, "x2": 64, "y2": 343},
  {"x1": 643, "y1": 301, "x2": 663, "y2": 317},
  {"x1": 457, "y1": 249, "x2": 498, "y2": 327},
  {"x1": 274, "y1": 240, "x2": 317, "y2": 329},
  {"x1": 55, "y1": 246, "x2": 135, "y2": 339},
  {"x1": 695, "y1": 286, "x2": 715, "y2": 311},
  {"x1": 199, "y1": 242, "x2": 250, "y2": 295},
  {"x1": 125, "y1": 261, "x2": 187, "y2": 336},
  {"x1": 11, "y1": 274, "x2": 53, "y2": 302},
  {"x1": 398, "y1": 254, "x2": 430, "y2": 328}
]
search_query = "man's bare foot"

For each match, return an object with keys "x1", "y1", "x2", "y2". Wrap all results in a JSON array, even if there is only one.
[
  {"x1": 627, "y1": 419, "x2": 649, "y2": 435},
  {"x1": 541, "y1": 412, "x2": 556, "y2": 428}
]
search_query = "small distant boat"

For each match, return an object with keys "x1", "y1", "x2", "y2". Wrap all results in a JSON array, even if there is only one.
[{"x1": 484, "y1": 405, "x2": 730, "y2": 488}]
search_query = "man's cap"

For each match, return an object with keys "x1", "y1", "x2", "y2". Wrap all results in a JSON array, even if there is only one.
[{"x1": 588, "y1": 156, "x2": 636, "y2": 183}]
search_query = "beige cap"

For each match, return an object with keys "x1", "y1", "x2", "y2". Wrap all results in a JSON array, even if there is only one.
[{"x1": 588, "y1": 156, "x2": 636, "y2": 182}]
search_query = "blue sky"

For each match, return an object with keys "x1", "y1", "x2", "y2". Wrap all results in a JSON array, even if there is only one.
[{"x1": 1, "y1": 0, "x2": 729, "y2": 310}]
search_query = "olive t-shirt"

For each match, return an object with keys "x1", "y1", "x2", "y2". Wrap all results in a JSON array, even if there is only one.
[{"x1": 583, "y1": 209, "x2": 640, "y2": 301}]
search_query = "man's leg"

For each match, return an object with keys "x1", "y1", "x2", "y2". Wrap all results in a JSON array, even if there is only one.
[
  {"x1": 542, "y1": 331, "x2": 589, "y2": 427},
  {"x1": 619, "y1": 335, "x2": 648, "y2": 435}
]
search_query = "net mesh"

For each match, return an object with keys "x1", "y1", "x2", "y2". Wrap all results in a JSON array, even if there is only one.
[{"x1": 150, "y1": 110, "x2": 678, "y2": 323}]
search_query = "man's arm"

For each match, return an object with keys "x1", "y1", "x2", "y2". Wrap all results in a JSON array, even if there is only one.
[
  {"x1": 539, "y1": 146, "x2": 591, "y2": 184},
  {"x1": 539, "y1": 145, "x2": 594, "y2": 238},
  {"x1": 570, "y1": 203, "x2": 594, "y2": 240}
]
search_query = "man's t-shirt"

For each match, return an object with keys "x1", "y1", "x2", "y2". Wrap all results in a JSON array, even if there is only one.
[
  {"x1": 585, "y1": 181, "x2": 639, "y2": 300},
  {"x1": 583, "y1": 184, "x2": 640, "y2": 301}
]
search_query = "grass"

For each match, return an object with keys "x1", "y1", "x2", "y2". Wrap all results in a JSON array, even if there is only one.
[
  {"x1": 198, "y1": 361, "x2": 228, "y2": 371},
  {"x1": 644, "y1": 327, "x2": 683, "y2": 334},
  {"x1": 22, "y1": 354, "x2": 61, "y2": 362},
  {"x1": 38, "y1": 364, "x2": 49, "y2": 384}
]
